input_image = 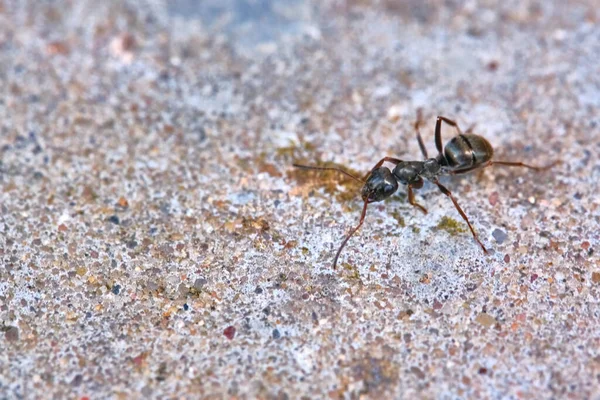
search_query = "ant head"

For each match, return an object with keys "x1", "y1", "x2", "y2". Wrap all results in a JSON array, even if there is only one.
[{"x1": 361, "y1": 167, "x2": 398, "y2": 202}]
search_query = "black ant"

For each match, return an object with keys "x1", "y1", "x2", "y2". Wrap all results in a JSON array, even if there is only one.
[{"x1": 293, "y1": 111, "x2": 558, "y2": 269}]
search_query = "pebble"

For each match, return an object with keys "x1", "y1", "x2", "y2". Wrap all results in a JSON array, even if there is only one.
[
  {"x1": 223, "y1": 326, "x2": 236, "y2": 340},
  {"x1": 194, "y1": 278, "x2": 207, "y2": 291},
  {"x1": 492, "y1": 229, "x2": 508, "y2": 244},
  {"x1": 475, "y1": 313, "x2": 496, "y2": 328},
  {"x1": 5, "y1": 326, "x2": 19, "y2": 342}
]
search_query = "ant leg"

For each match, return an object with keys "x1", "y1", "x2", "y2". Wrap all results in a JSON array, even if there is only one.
[
  {"x1": 435, "y1": 116, "x2": 464, "y2": 154},
  {"x1": 333, "y1": 199, "x2": 369, "y2": 269},
  {"x1": 449, "y1": 159, "x2": 559, "y2": 175},
  {"x1": 415, "y1": 109, "x2": 428, "y2": 159},
  {"x1": 489, "y1": 160, "x2": 560, "y2": 171},
  {"x1": 363, "y1": 157, "x2": 402, "y2": 180},
  {"x1": 292, "y1": 163, "x2": 364, "y2": 183},
  {"x1": 432, "y1": 180, "x2": 488, "y2": 254},
  {"x1": 408, "y1": 184, "x2": 427, "y2": 214},
  {"x1": 448, "y1": 163, "x2": 487, "y2": 175}
]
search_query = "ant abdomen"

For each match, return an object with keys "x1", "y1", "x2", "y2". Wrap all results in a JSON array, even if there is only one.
[{"x1": 444, "y1": 134, "x2": 494, "y2": 169}]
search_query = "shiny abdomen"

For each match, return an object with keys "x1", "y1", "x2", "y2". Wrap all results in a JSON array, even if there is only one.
[{"x1": 444, "y1": 134, "x2": 494, "y2": 169}]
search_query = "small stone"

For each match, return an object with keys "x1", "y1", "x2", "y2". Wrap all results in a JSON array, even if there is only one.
[
  {"x1": 223, "y1": 326, "x2": 236, "y2": 340},
  {"x1": 503, "y1": 254, "x2": 510, "y2": 263},
  {"x1": 108, "y1": 215, "x2": 120, "y2": 225},
  {"x1": 117, "y1": 197, "x2": 129, "y2": 208},
  {"x1": 488, "y1": 191, "x2": 499, "y2": 206},
  {"x1": 58, "y1": 224, "x2": 68, "y2": 232},
  {"x1": 475, "y1": 313, "x2": 496, "y2": 328},
  {"x1": 487, "y1": 60, "x2": 499, "y2": 71},
  {"x1": 410, "y1": 366, "x2": 425, "y2": 379},
  {"x1": 193, "y1": 278, "x2": 207, "y2": 291},
  {"x1": 531, "y1": 274, "x2": 539, "y2": 283},
  {"x1": 272, "y1": 329, "x2": 281, "y2": 339},
  {"x1": 46, "y1": 41, "x2": 69, "y2": 56},
  {"x1": 5, "y1": 326, "x2": 19, "y2": 342},
  {"x1": 387, "y1": 104, "x2": 403, "y2": 122},
  {"x1": 110, "y1": 33, "x2": 136, "y2": 61},
  {"x1": 492, "y1": 229, "x2": 508, "y2": 244},
  {"x1": 71, "y1": 374, "x2": 83, "y2": 387},
  {"x1": 112, "y1": 284, "x2": 121, "y2": 295},
  {"x1": 592, "y1": 272, "x2": 600, "y2": 284}
]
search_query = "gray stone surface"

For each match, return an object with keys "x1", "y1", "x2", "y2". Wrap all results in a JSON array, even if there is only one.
[{"x1": 1, "y1": 0, "x2": 599, "y2": 398}]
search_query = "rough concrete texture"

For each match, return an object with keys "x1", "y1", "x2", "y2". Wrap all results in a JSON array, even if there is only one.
[{"x1": 1, "y1": 0, "x2": 599, "y2": 398}]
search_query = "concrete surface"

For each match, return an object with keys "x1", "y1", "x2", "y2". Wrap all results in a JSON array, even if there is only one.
[{"x1": 1, "y1": 0, "x2": 599, "y2": 398}]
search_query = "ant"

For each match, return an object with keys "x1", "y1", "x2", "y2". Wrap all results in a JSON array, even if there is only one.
[{"x1": 293, "y1": 110, "x2": 558, "y2": 269}]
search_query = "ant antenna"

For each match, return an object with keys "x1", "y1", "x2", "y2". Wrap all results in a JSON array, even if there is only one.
[
  {"x1": 333, "y1": 199, "x2": 369, "y2": 269},
  {"x1": 292, "y1": 163, "x2": 365, "y2": 183}
]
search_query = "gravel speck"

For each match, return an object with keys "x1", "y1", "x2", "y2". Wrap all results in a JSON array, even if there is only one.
[
  {"x1": 223, "y1": 326, "x2": 236, "y2": 340},
  {"x1": 492, "y1": 229, "x2": 508, "y2": 244},
  {"x1": 5, "y1": 326, "x2": 19, "y2": 342},
  {"x1": 193, "y1": 278, "x2": 207, "y2": 291}
]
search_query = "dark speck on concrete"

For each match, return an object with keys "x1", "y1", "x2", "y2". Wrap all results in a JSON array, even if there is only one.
[
  {"x1": 255, "y1": 286, "x2": 263, "y2": 294},
  {"x1": 108, "y1": 215, "x2": 120, "y2": 225},
  {"x1": 223, "y1": 326, "x2": 236, "y2": 340},
  {"x1": 183, "y1": 303, "x2": 189, "y2": 311},
  {"x1": 112, "y1": 284, "x2": 121, "y2": 295},
  {"x1": 5, "y1": 326, "x2": 19, "y2": 342},
  {"x1": 194, "y1": 278, "x2": 207, "y2": 291},
  {"x1": 71, "y1": 374, "x2": 83, "y2": 387},
  {"x1": 272, "y1": 329, "x2": 281, "y2": 339},
  {"x1": 492, "y1": 229, "x2": 508, "y2": 244}
]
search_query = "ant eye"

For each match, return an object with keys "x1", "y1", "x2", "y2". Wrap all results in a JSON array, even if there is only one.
[{"x1": 384, "y1": 183, "x2": 396, "y2": 195}]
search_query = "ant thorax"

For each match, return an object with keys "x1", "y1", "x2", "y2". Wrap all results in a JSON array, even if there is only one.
[{"x1": 392, "y1": 159, "x2": 441, "y2": 184}]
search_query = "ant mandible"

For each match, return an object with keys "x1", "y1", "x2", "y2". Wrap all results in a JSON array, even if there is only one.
[{"x1": 293, "y1": 110, "x2": 558, "y2": 269}]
